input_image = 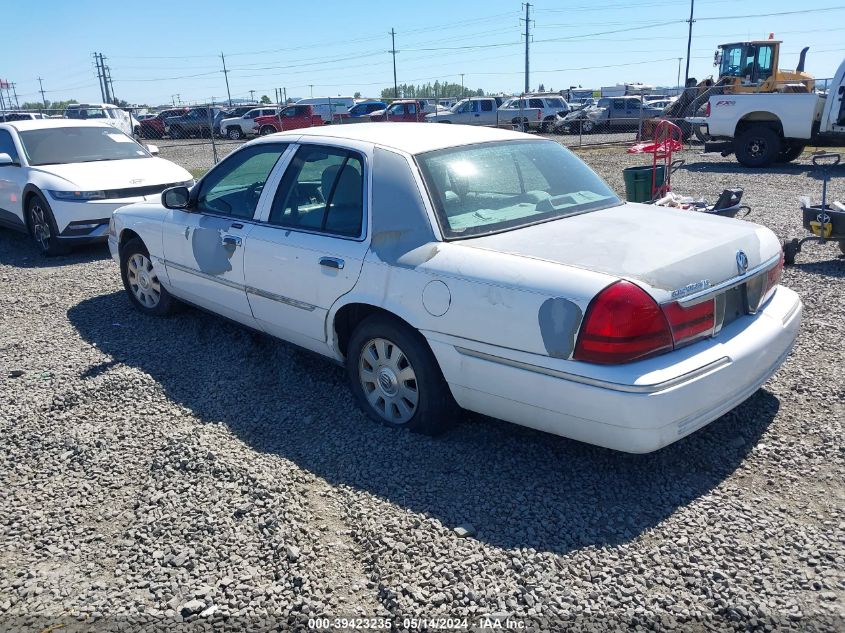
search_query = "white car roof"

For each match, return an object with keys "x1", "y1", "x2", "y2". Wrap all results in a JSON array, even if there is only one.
[
  {"x1": 1, "y1": 119, "x2": 118, "y2": 132},
  {"x1": 254, "y1": 122, "x2": 534, "y2": 155}
]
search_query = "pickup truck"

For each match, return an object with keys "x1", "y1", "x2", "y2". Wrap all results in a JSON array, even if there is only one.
[
  {"x1": 219, "y1": 106, "x2": 278, "y2": 140},
  {"x1": 690, "y1": 58, "x2": 845, "y2": 167},
  {"x1": 254, "y1": 105, "x2": 325, "y2": 135},
  {"x1": 424, "y1": 97, "x2": 506, "y2": 126},
  {"x1": 496, "y1": 96, "x2": 569, "y2": 132},
  {"x1": 164, "y1": 107, "x2": 226, "y2": 139},
  {"x1": 369, "y1": 100, "x2": 427, "y2": 122}
]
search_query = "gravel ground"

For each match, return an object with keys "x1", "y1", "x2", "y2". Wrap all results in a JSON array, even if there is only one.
[{"x1": 0, "y1": 146, "x2": 843, "y2": 632}]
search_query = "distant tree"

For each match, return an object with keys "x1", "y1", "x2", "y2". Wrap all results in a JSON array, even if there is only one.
[
  {"x1": 354, "y1": 91, "x2": 361, "y2": 99},
  {"x1": 21, "y1": 98, "x2": 78, "y2": 111},
  {"x1": 380, "y1": 82, "x2": 485, "y2": 99},
  {"x1": 260, "y1": 95, "x2": 271, "y2": 104},
  {"x1": 538, "y1": 83, "x2": 545, "y2": 92}
]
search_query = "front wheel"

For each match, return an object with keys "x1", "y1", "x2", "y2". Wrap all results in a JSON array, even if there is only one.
[
  {"x1": 581, "y1": 120, "x2": 595, "y2": 133},
  {"x1": 226, "y1": 127, "x2": 243, "y2": 140},
  {"x1": 346, "y1": 315, "x2": 457, "y2": 435},
  {"x1": 120, "y1": 238, "x2": 175, "y2": 315},
  {"x1": 27, "y1": 194, "x2": 64, "y2": 256}
]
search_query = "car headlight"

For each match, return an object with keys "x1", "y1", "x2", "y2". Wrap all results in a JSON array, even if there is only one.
[{"x1": 49, "y1": 190, "x2": 106, "y2": 201}]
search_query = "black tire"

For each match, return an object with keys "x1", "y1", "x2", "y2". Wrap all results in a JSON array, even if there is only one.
[
  {"x1": 541, "y1": 116, "x2": 556, "y2": 133},
  {"x1": 26, "y1": 193, "x2": 65, "y2": 256},
  {"x1": 783, "y1": 238, "x2": 800, "y2": 266},
  {"x1": 259, "y1": 125, "x2": 276, "y2": 136},
  {"x1": 346, "y1": 314, "x2": 457, "y2": 436},
  {"x1": 120, "y1": 237, "x2": 175, "y2": 316},
  {"x1": 839, "y1": 240, "x2": 845, "y2": 256},
  {"x1": 226, "y1": 126, "x2": 243, "y2": 140},
  {"x1": 581, "y1": 119, "x2": 595, "y2": 134},
  {"x1": 169, "y1": 126, "x2": 184, "y2": 139},
  {"x1": 776, "y1": 143, "x2": 806, "y2": 164},
  {"x1": 735, "y1": 126, "x2": 782, "y2": 168}
]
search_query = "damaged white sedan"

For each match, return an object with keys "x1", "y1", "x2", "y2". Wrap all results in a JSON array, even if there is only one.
[{"x1": 108, "y1": 123, "x2": 801, "y2": 453}]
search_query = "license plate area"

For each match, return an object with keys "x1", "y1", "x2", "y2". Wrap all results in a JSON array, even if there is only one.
[{"x1": 716, "y1": 284, "x2": 748, "y2": 332}]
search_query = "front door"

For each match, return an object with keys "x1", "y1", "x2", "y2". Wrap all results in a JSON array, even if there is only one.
[
  {"x1": 244, "y1": 143, "x2": 369, "y2": 354},
  {"x1": 161, "y1": 142, "x2": 291, "y2": 326},
  {"x1": 0, "y1": 129, "x2": 26, "y2": 231}
]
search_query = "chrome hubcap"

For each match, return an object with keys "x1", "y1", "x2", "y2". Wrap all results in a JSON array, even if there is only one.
[
  {"x1": 359, "y1": 337, "x2": 418, "y2": 424},
  {"x1": 126, "y1": 253, "x2": 161, "y2": 308},
  {"x1": 29, "y1": 204, "x2": 50, "y2": 251}
]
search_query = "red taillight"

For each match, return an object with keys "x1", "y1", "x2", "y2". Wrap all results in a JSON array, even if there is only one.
[
  {"x1": 662, "y1": 299, "x2": 715, "y2": 347},
  {"x1": 705, "y1": 102, "x2": 711, "y2": 117},
  {"x1": 574, "y1": 281, "x2": 673, "y2": 364}
]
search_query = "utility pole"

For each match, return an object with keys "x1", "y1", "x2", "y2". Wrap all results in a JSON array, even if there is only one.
[
  {"x1": 94, "y1": 52, "x2": 105, "y2": 102},
  {"x1": 11, "y1": 82, "x2": 19, "y2": 108},
  {"x1": 389, "y1": 28, "x2": 398, "y2": 99},
  {"x1": 249, "y1": 89, "x2": 255, "y2": 101},
  {"x1": 684, "y1": 0, "x2": 695, "y2": 87},
  {"x1": 37, "y1": 77, "x2": 47, "y2": 108},
  {"x1": 521, "y1": 3, "x2": 532, "y2": 94},
  {"x1": 461, "y1": 73, "x2": 465, "y2": 98},
  {"x1": 677, "y1": 57, "x2": 682, "y2": 90},
  {"x1": 221, "y1": 52, "x2": 232, "y2": 107},
  {"x1": 283, "y1": 87, "x2": 287, "y2": 104},
  {"x1": 309, "y1": 85, "x2": 313, "y2": 98},
  {"x1": 105, "y1": 62, "x2": 115, "y2": 104}
]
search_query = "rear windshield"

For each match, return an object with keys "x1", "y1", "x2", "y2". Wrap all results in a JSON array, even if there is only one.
[
  {"x1": 416, "y1": 140, "x2": 620, "y2": 239},
  {"x1": 20, "y1": 126, "x2": 149, "y2": 166}
]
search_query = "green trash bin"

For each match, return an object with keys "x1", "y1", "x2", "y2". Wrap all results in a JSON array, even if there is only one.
[{"x1": 622, "y1": 165, "x2": 665, "y2": 203}]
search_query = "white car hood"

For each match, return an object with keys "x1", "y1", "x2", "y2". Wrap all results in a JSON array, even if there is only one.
[
  {"x1": 459, "y1": 202, "x2": 779, "y2": 299},
  {"x1": 30, "y1": 157, "x2": 191, "y2": 191}
]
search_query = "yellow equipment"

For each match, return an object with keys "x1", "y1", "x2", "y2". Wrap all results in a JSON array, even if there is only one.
[{"x1": 713, "y1": 36, "x2": 814, "y2": 94}]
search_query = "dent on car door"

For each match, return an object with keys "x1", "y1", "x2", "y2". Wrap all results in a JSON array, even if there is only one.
[
  {"x1": 160, "y1": 142, "x2": 290, "y2": 326},
  {"x1": 245, "y1": 144, "x2": 369, "y2": 354}
]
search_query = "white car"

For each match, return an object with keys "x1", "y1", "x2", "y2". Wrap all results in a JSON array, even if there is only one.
[
  {"x1": 65, "y1": 103, "x2": 136, "y2": 137},
  {"x1": 0, "y1": 119, "x2": 193, "y2": 255},
  {"x1": 108, "y1": 123, "x2": 801, "y2": 453}
]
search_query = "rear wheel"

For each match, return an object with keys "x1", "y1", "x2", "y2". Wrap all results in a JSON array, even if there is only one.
[
  {"x1": 735, "y1": 126, "x2": 781, "y2": 168},
  {"x1": 169, "y1": 125, "x2": 184, "y2": 139},
  {"x1": 120, "y1": 238, "x2": 175, "y2": 315},
  {"x1": 259, "y1": 125, "x2": 276, "y2": 136},
  {"x1": 541, "y1": 116, "x2": 556, "y2": 133},
  {"x1": 581, "y1": 119, "x2": 595, "y2": 134},
  {"x1": 346, "y1": 315, "x2": 457, "y2": 435},
  {"x1": 27, "y1": 194, "x2": 64, "y2": 256},
  {"x1": 776, "y1": 143, "x2": 806, "y2": 163},
  {"x1": 226, "y1": 126, "x2": 243, "y2": 140}
]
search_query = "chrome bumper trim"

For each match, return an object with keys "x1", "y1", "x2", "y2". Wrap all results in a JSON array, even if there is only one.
[{"x1": 454, "y1": 346, "x2": 731, "y2": 394}]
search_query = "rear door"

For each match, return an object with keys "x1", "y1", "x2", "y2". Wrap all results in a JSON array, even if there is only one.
[
  {"x1": 161, "y1": 142, "x2": 291, "y2": 326},
  {"x1": 244, "y1": 142, "x2": 369, "y2": 353}
]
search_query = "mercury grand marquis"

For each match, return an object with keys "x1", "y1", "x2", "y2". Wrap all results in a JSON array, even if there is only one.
[{"x1": 107, "y1": 123, "x2": 802, "y2": 453}]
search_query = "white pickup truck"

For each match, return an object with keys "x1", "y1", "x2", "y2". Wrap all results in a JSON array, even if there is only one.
[{"x1": 690, "y1": 58, "x2": 845, "y2": 167}]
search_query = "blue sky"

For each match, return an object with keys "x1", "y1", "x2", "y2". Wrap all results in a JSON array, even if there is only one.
[{"x1": 3, "y1": 0, "x2": 844, "y2": 106}]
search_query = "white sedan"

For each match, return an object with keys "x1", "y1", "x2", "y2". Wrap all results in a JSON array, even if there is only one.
[
  {"x1": 0, "y1": 119, "x2": 193, "y2": 255},
  {"x1": 108, "y1": 123, "x2": 801, "y2": 453}
]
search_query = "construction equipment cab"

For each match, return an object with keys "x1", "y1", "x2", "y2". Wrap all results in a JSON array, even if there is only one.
[{"x1": 714, "y1": 38, "x2": 813, "y2": 93}]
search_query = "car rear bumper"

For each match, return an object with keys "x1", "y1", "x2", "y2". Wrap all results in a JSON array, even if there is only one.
[{"x1": 425, "y1": 285, "x2": 802, "y2": 453}]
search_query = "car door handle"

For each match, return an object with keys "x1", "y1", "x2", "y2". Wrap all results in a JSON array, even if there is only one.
[
  {"x1": 319, "y1": 256, "x2": 344, "y2": 270},
  {"x1": 222, "y1": 234, "x2": 242, "y2": 247}
]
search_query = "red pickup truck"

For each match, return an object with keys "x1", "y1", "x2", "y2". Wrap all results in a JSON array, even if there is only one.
[
  {"x1": 369, "y1": 100, "x2": 426, "y2": 123},
  {"x1": 255, "y1": 105, "x2": 325, "y2": 135}
]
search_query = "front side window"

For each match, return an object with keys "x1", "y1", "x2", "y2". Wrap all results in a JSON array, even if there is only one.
[
  {"x1": 269, "y1": 145, "x2": 364, "y2": 237},
  {"x1": 756, "y1": 45, "x2": 774, "y2": 81},
  {"x1": 196, "y1": 143, "x2": 288, "y2": 219},
  {"x1": 19, "y1": 126, "x2": 148, "y2": 166},
  {"x1": 417, "y1": 140, "x2": 620, "y2": 239},
  {"x1": 481, "y1": 100, "x2": 493, "y2": 112},
  {"x1": 407, "y1": 104, "x2": 417, "y2": 114},
  {"x1": 0, "y1": 130, "x2": 20, "y2": 163},
  {"x1": 529, "y1": 99, "x2": 544, "y2": 109},
  {"x1": 388, "y1": 104, "x2": 403, "y2": 116},
  {"x1": 720, "y1": 44, "x2": 745, "y2": 78}
]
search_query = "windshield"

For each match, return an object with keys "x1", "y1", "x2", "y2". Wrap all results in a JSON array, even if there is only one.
[
  {"x1": 417, "y1": 140, "x2": 620, "y2": 239},
  {"x1": 66, "y1": 107, "x2": 108, "y2": 120},
  {"x1": 19, "y1": 126, "x2": 149, "y2": 166}
]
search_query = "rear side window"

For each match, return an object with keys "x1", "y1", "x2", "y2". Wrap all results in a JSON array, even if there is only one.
[
  {"x1": 529, "y1": 99, "x2": 544, "y2": 108},
  {"x1": 269, "y1": 145, "x2": 364, "y2": 238},
  {"x1": 481, "y1": 101, "x2": 493, "y2": 112}
]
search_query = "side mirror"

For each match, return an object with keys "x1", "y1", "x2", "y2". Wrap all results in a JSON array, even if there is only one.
[
  {"x1": 146, "y1": 144, "x2": 159, "y2": 156},
  {"x1": 0, "y1": 153, "x2": 17, "y2": 166},
  {"x1": 162, "y1": 186, "x2": 191, "y2": 210}
]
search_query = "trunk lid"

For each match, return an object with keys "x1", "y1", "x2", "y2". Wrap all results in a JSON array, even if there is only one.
[{"x1": 458, "y1": 202, "x2": 778, "y2": 301}]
